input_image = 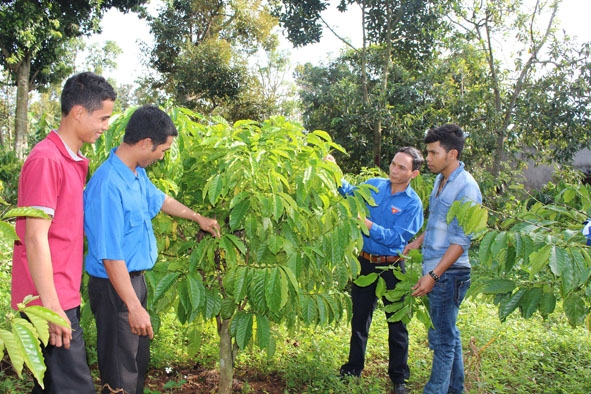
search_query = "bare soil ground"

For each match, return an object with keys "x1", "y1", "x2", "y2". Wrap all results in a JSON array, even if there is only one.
[{"x1": 143, "y1": 363, "x2": 286, "y2": 393}]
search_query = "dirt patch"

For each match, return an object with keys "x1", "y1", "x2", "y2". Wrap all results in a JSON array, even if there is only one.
[{"x1": 143, "y1": 364, "x2": 286, "y2": 393}]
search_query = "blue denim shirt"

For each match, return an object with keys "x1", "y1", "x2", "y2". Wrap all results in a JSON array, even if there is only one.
[
  {"x1": 339, "y1": 178, "x2": 424, "y2": 256},
  {"x1": 422, "y1": 162, "x2": 482, "y2": 271},
  {"x1": 84, "y1": 148, "x2": 165, "y2": 278}
]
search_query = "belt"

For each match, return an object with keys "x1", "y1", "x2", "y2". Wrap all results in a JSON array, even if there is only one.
[
  {"x1": 129, "y1": 271, "x2": 145, "y2": 278},
  {"x1": 359, "y1": 251, "x2": 403, "y2": 264}
]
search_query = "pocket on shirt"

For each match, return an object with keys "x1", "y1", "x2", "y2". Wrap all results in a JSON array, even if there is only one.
[{"x1": 125, "y1": 211, "x2": 144, "y2": 235}]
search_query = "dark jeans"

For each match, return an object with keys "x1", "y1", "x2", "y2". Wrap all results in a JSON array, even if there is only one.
[
  {"x1": 341, "y1": 256, "x2": 410, "y2": 384},
  {"x1": 30, "y1": 306, "x2": 95, "y2": 394},
  {"x1": 88, "y1": 274, "x2": 151, "y2": 394}
]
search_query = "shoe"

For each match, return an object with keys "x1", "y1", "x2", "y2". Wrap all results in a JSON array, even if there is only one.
[
  {"x1": 339, "y1": 366, "x2": 361, "y2": 380},
  {"x1": 393, "y1": 383, "x2": 409, "y2": 394}
]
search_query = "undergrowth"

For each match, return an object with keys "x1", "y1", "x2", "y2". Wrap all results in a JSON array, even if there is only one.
[{"x1": 1, "y1": 269, "x2": 590, "y2": 393}]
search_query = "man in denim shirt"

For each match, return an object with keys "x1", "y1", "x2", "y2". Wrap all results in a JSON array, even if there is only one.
[{"x1": 404, "y1": 124, "x2": 482, "y2": 394}]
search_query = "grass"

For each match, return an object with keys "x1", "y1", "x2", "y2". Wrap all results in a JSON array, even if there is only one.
[
  {"x1": 2, "y1": 250, "x2": 590, "y2": 394},
  {"x1": 148, "y1": 297, "x2": 591, "y2": 393}
]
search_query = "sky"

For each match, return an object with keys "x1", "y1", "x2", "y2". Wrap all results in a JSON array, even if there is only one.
[{"x1": 83, "y1": 0, "x2": 591, "y2": 86}]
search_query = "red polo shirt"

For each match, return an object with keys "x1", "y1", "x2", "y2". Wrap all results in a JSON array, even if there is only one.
[{"x1": 11, "y1": 131, "x2": 89, "y2": 310}]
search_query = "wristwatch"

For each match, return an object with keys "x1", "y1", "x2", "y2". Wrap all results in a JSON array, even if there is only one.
[{"x1": 428, "y1": 270, "x2": 440, "y2": 282}]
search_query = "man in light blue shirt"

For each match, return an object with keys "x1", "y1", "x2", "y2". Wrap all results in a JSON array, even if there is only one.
[
  {"x1": 405, "y1": 124, "x2": 482, "y2": 394},
  {"x1": 84, "y1": 105, "x2": 221, "y2": 394},
  {"x1": 332, "y1": 147, "x2": 424, "y2": 394}
]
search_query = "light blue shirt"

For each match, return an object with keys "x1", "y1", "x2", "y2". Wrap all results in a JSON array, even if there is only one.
[
  {"x1": 339, "y1": 178, "x2": 424, "y2": 256},
  {"x1": 84, "y1": 148, "x2": 166, "y2": 278},
  {"x1": 422, "y1": 162, "x2": 482, "y2": 271}
]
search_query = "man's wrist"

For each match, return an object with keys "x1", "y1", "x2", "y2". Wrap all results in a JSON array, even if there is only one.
[{"x1": 428, "y1": 270, "x2": 440, "y2": 282}]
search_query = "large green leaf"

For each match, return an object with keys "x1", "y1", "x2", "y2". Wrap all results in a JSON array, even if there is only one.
[
  {"x1": 205, "y1": 173, "x2": 224, "y2": 205},
  {"x1": 152, "y1": 272, "x2": 181, "y2": 303},
  {"x1": 499, "y1": 288, "x2": 527, "y2": 321},
  {"x1": 519, "y1": 287, "x2": 542, "y2": 319},
  {"x1": 481, "y1": 279, "x2": 516, "y2": 294},
  {"x1": 21, "y1": 305, "x2": 69, "y2": 329},
  {"x1": 187, "y1": 327, "x2": 202, "y2": 358},
  {"x1": 538, "y1": 291, "x2": 556, "y2": 317},
  {"x1": 478, "y1": 230, "x2": 497, "y2": 265},
  {"x1": 255, "y1": 314, "x2": 271, "y2": 349},
  {"x1": 14, "y1": 319, "x2": 46, "y2": 387},
  {"x1": 354, "y1": 272, "x2": 378, "y2": 287},
  {"x1": 299, "y1": 295, "x2": 318, "y2": 324},
  {"x1": 265, "y1": 267, "x2": 288, "y2": 314},
  {"x1": 203, "y1": 289, "x2": 222, "y2": 320},
  {"x1": 528, "y1": 245, "x2": 551, "y2": 279},
  {"x1": 315, "y1": 295, "x2": 327, "y2": 325},
  {"x1": 549, "y1": 246, "x2": 569, "y2": 277},
  {"x1": 187, "y1": 274, "x2": 205, "y2": 313},
  {"x1": 563, "y1": 295, "x2": 587, "y2": 327},
  {"x1": 249, "y1": 269, "x2": 268, "y2": 312},
  {"x1": 3, "y1": 207, "x2": 50, "y2": 220},
  {"x1": 231, "y1": 311, "x2": 253, "y2": 349},
  {"x1": 375, "y1": 276, "x2": 386, "y2": 299},
  {"x1": 0, "y1": 328, "x2": 24, "y2": 379},
  {"x1": 0, "y1": 221, "x2": 18, "y2": 242},
  {"x1": 229, "y1": 198, "x2": 250, "y2": 231}
]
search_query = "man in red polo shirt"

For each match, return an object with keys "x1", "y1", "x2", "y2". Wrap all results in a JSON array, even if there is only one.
[{"x1": 11, "y1": 72, "x2": 116, "y2": 394}]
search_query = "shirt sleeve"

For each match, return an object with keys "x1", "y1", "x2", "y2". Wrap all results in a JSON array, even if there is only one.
[
  {"x1": 338, "y1": 178, "x2": 355, "y2": 196},
  {"x1": 139, "y1": 169, "x2": 166, "y2": 218},
  {"x1": 19, "y1": 156, "x2": 61, "y2": 214}
]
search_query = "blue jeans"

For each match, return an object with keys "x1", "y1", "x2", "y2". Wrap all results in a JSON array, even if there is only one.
[{"x1": 424, "y1": 268, "x2": 471, "y2": 394}]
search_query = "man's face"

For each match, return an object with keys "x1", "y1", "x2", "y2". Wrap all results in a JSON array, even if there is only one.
[
  {"x1": 76, "y1": 100, "x2": 115, "y2": 144},
  {"x1": 425, "y1": 141, "x2": 452, "y2": 174},
  {"x1": 139, "y1": 136, "x2": 175, "y2": 168},
  {"x1": 389, "y1": 152, "x2": 418, "y2": 186}
]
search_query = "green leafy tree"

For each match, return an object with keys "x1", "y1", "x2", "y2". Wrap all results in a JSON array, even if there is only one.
[
  {"x1": 296, "y1": 48, "x2": 431, "y2": 173},
  {"x1": 474, "y1": 178, "x2": 591, "y2": 330},
  {"x1": 0, "y1": 0, "x2": 147, "y2": 158},
  {"x1": 145, "y1": 0, "x2": 278, "y2": 119},
  {"x1": 85, "y1": 106, "x2": 374, "y2": 394},
  {"x1": 450, "y1": 0, "x2": 591, "y2": 177},
  {"x1": 275, "y1": 0, "x2": 452, "y2": 167}
]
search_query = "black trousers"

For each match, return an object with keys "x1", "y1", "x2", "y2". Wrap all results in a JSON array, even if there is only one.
[
  {"x1": 341, "y1": 256, "x2": 410, "y2": 384},
  {"x1": 88, "y1": 274, "x2": 151, "y2": 394},
  {"x1": 30, "y1": 306, "x2": 95, "y2": 394}
]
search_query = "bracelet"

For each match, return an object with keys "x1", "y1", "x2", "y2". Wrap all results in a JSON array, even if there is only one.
[{"x1": 428, "y1": 270, "x2": 440, "y2": 282}]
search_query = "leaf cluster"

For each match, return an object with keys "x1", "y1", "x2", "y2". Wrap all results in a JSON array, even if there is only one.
[
  {"x1": 473, "y1": 182, "x2": 591, "y2": 330},
  {"x1": 0, "y1": 204, "x2": 67, "y2": 388}
]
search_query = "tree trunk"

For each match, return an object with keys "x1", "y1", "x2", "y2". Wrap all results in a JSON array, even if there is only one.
[
  {"x1": 217, "y1": 317, "x2": 234, "y2": 394},
  {"x1": 372, "y1": 1, "x2": 394, "y2": 168},
  {"x1": 373, "y1": 119, "x2": 382, "y2": 167},
  {"x1": 14, "y1": 57, "x2": 31, "y2": 159}
]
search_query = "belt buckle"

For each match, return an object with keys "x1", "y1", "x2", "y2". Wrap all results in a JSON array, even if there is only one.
[{"x1": 369, "y1": 253, "x2": 382, "y2": 263}]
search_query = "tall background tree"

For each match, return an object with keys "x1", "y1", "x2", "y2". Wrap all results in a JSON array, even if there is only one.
[
  {"x1": 290, "y1": 0, "x2": 591, "y2": 182},
  {"x1": 144, "y1": 0, "x2": 280, "y2": 121},
  {"x1": 274, "y1": 0, "x2": 452, "y2": 167},
  {"x1": 0, "y1": 0, "x2": 147, "y2": 158}
]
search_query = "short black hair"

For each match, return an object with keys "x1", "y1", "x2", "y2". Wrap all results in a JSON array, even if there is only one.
[
  {"x1": 123, "y1": 105, "x2": 178, "y2": 148},
  {"x1": 61, "y1": 72, "x2": 117, "y2": 116},
  {"x1": 424, "y1": 124, "x2": 465, "y2": 158},
  {"x1": 397, "y1": 146, "x2": 424, "y2": 171}
]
